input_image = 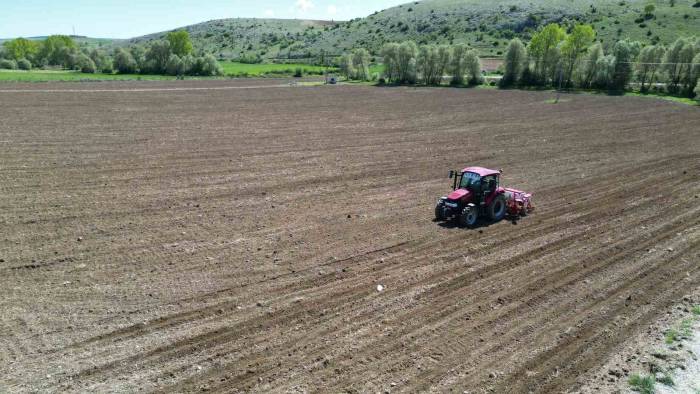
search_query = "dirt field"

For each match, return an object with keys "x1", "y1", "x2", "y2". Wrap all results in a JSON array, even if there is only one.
[{"x1": 1, "y1": 80, "x2": 698, "y2": 393}]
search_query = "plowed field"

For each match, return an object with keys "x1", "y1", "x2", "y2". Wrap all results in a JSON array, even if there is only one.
[{"x1": 1, "y1": 80, "x2": 698, "y2": 393}]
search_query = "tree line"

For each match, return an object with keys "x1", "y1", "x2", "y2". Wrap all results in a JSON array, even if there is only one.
[
  {"x1": 0, "y1": 31, "x2": 223, "y2": 77},
  {"x1": 502, "y1": 24, "x2": 699, "y2": 98},
  {"x1": 339, "y1": 42, "x2": 482, "y2": 86},
  {"x1": 339, "y1": 23, "x2": 699, "y2": 98}
]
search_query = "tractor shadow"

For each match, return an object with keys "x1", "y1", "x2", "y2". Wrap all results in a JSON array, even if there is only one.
[{"x1": 434, "y1": 215, "x2": 523, "y2": 230}]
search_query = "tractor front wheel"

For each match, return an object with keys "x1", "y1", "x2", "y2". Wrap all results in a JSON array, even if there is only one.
[
  {"x1": 489, "y1": 195, "x2": 507, "y2": 221},
  {"x1": 459, "y1": 207, "x2": 478, "y2": 228},
  {"x1": 435, "y1": 204, "x2": 445, "y2": 221}
]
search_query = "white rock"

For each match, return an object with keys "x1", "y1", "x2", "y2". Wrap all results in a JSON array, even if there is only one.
[{"x1": 377, "y1": 284, "x2": 385, "y2": 292}]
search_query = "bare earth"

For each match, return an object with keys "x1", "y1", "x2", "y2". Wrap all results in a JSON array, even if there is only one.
[{"x1": 0, "y1": 80, "x2": 698, "y2": 393}]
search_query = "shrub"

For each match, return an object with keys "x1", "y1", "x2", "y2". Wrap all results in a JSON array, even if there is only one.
[
  {"x1": 0, "y1": 59, "x2": 17, "y2": 69},
  {"x1": 165, "y1": 54, "x2": 184, "y2": 76},
  {"x1": 293, "y1": 67, "x2": 303, "y2": 77},
  {"x1": 628, "y1": 373, "x2": 655, "y2": 394},
  {"x1": 17, "y1": 58, "x2": 31, "y2": 70},
  {"x1": 78, "y1": 55, "x2": 96, "y2": 73},
  {"x1": 195, "y1": 54, "x2": 222, "y2": 76},
  {"x1": 101, "y1": 61, "x2": 113, "y2": 74},
  {"x1": 113, "y1": 48, "x2": 137, "y2": 74}
]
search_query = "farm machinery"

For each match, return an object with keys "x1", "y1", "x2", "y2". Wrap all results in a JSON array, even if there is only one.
[{"x1": 435, "y1": 166, "x2": 533, "y2": 227}]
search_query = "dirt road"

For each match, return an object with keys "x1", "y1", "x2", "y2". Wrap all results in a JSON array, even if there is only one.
[{"x1": 0, "y1": 80, "x2": 698, "y2": 393}]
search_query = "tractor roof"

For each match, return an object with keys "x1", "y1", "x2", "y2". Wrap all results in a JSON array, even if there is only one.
[{"x1": 462, "y1": 166, "x2": 500, "y2": 177}]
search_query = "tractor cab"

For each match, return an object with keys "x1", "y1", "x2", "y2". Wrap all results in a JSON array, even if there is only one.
[
  {"x1": 450, "y1": 167, "x2": 501, "y2": 205},
  {"x1": 449, "y1": 167, "x2": 502, "y2": 206}
]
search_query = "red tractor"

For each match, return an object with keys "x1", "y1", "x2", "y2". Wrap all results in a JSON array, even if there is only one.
[{"x1": 435, "y1": 166, "x2": 533, "y2": 227}]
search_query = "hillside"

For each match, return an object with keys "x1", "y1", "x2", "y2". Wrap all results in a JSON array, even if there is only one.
[
  {"x1": 128, "y1": 0, "x2": 699, "y2": 60},
  {"x1": 308, "y1": 0, "x2": 700, "y2": 56},
  {"x1": 127, "y1": 18, "x2": 337, "y2": 61}
]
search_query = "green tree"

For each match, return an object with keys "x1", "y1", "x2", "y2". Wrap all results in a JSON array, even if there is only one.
[
  {"x1": 352, "y1": 48, "x2": 371, "y2": 81},
  {"x1": 3, "y1": 38, "x2": 40, "y2": 61},
  {"x1": 436, "y1": 45, "x2": 451, "y2": 83},
  {"x1": 76, "y1": 53, "x2": 96, "y2": 73},
  {"x1": 89, "y1": 49, "x2": 112, "y2": 73},
  {"x1": 688, "y1": 52, "x2": 700, "y2": 97},
  {"x1": 339, "y1": 53, "x2": 355, "y2": 79},
  {"x1": 561, "y1": 24, "x2": 595, "y2": 86},
  {"x1": 595, "y1": 54, "x2": 616, "y2": 89},
  {"x1": 197, "y1": 54, "x2": 222, "y2": 76},
  {"x1": 38, "y1": 35, "x2": 76, "y2": 66},
  {"x1": 450, "y1": 43, "x2": 470, "y2": 85},
  {"x1": 636, "y1": 45, "x2": 665, "y2": 92},
  {"x1": 380, "y1": 43, "x2": 400, "y2": 83},
  {"x1": 611, "y1": 39, "x2": 639, "y2": 90},
  {"x1": 0, "y1": 59, "x2": 17, "y2": 69},
  {"x1": 579, "y1": 43, "x2": 604, "y2": 88},
  {"x1": 166, "y1": 30, "x2": 193, "y2": 57},
  {"x1": 130, "y1": 45, "x2": 147, "y2": 72},
  {"x1": 501, "y1": 38, "x2": 527, "y2": 86},
  {"x1": 113, "y1": 48, "x2": 137, "y2": 74},
  {"x1": 528, "y1": 23, "x2": 567, "y2": 85},
  {"x1": 465, "y1": 50, "x2": 482, "y2": 85},
  {"x1": 397, "y1": 41, "x2": 418, "y2": 84},
  {"x1": 417, "y1": 45, "x2": 440, "y2": 85},
  {"x1": 644, "y1": 4, "x2": 655, "y2": 16},
  {"x1": 17, "y1": 58, "x2": 32, "y2": 70},
  {"x1": 181, "y1": 55, "x2": 195, "y2": 75},
  {"x1": 664, "y1": 37, "x2": 694, "y2": 92},
  {"x1": 145, "y1": 40, "x2": 171, "y2": 74},
  {"x1": 165, "y1": 54, "x2": 184, "y2": 76}
]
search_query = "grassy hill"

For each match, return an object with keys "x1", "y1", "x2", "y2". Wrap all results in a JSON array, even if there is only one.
[
  {"x1": 127, "y1": 18, "x2": 337, "y2": 61},
  {"x1": 126, "y1": 0, "x2": 699, "y2": 60},
  {"x1": 307, "y1": 0, "x2": 700, "y2": 57}
]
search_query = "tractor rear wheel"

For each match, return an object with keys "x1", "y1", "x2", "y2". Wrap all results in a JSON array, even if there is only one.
[
  {"x1": 489, "y1": 195, "x2": 507, "y2": 221},
  {"x1": 435, "y1": 204, "x2": 445, "y2": 221},
  {"x1": 459, "y1": 207, "x2": 478, "y2": 227}
]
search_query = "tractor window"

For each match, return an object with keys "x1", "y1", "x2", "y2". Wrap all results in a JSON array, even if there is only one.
[
  {"x1": 482, "y1": 175, "x2": 497, "y2": 193},
  {"x1": 460, "y1": 172, "x2": 481, "y2": 189}
]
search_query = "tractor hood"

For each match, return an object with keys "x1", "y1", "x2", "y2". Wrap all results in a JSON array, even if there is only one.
[{"x1": 447, "y1": 188, "x2": 471, "y2": 201}]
